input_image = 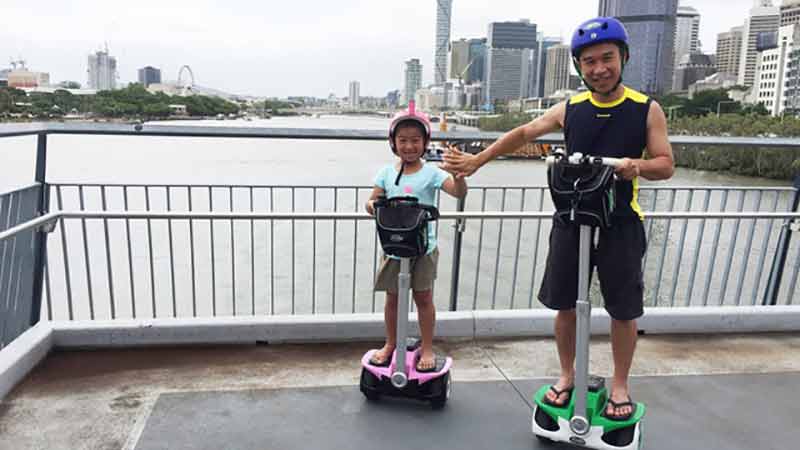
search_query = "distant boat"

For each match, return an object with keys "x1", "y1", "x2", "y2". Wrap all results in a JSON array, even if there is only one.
[{"x1": 424, "y1": 144, "x2": 445, "y2": 162}]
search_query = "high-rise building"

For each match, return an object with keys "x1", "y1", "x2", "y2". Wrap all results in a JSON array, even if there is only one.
[
  {"x1": 598, "y1": 0, "x2": 679, "y2": 94},
  {"x1": 87, "y1": 46, "x2": 118, "y2": 91},
  {"x1": 755, "y1": 23, "x2": 800, "y2": 115},
  {"x1": 7, "y1": 70, "x2": 50, "y2": 88},
  {"x1": 485, "y1": 20, "x2": 538, "y2": 105},
  {"x1": 451, "y1": 38, "x2": 489, "y2": 84},
  {"x1": 533, "y1": 35, "x2": 562, "y2": 98},
  {"x1": 738, "y1": 1, "x2": 780, "y2": 87},
  {"x1": 780, "y1": 0, "x2": 800, "y2": 26},
  {"x1": 348, "y1": 81, "x2": 360, "y2": 109},
  {"x1": 386, "y1": 90, "x2": 400, "y2": 109},
  {"x1": 543, "y1": 45, "x2": 572, "y2": 97},
  {"x1": 450, "y1": 39, "x2": 471, "y2": 80},
  {"x1": 673, "y1": 53, "x2": 717, "y2": 91},
  {"x1": 467, "y1": 38, "x2": 488, "y2": 84},
  {"x1": 488, "y1": 20, "x2": 538, "y2": 50},
  {"x1": 786, "y1": 33, "x2": 800, "y2": 114},
  {"x1": 404, "y1": 59, "x2": 423, "y2": 105},
  {"x1": 435, "y1": 0, "x2": 453, "y2": 85},
  {"x1": 674, "y1": 5, "x2": 701, "y2": 71},
  {"x1": 716, "y1": 26, "x2": 744, "y2": 76},
  {"x1": 137, "y1": 66, "x2": 161, "y2": 87}
]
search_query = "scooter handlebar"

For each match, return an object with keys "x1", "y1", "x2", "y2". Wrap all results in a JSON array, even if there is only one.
[{"x1": 545, "y1": 151, "x2": 623, "y2": 168}]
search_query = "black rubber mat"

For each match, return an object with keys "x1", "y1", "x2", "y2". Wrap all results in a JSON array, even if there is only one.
[{"x1": 134, "y1": 373, "x2": 798, "y2": 450}]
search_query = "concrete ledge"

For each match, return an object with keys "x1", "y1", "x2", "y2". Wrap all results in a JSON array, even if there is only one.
[
  {"x1": 51, "y1": 312, "x2": 476, "y2": 347},
  {"x1": 0, "y1": 323, "x2": 53, "y2": 400},
  {"x1": 637, "y1": 305, "x2": 800, "y2": 334},
  {"x1": 475, "y1": 306, "x2": 800, "y2": 337},
  {"x1": 48, "y1": 306, "x2": 800, "y2": 348}
]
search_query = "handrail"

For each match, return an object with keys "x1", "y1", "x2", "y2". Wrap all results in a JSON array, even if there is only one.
[
  {"x1": 43, "y1": 182, "x2": 800, "y2": 191},
  {"x1": 3, "y1": 210, "x2": 799, "y2": 244},
  {"x1": 2, "y1": 122, "x2": 800, "y2": 148}
]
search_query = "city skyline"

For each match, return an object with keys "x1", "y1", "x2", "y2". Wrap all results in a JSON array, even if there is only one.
[{"x1": 1, "y1": 0, "x2": 765, "y2": 98}]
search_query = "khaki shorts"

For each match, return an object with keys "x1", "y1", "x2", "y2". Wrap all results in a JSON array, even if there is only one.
[{"x1": 374, "y1": 248, "x2": 439, "y2": 293}]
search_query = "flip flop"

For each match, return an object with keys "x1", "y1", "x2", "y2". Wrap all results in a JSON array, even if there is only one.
[
  {"x1": 543, "y1": 385, "x2": 574, "y2": 407},
  {"x1": 415, "y1": 356, "x2": 437, "y2": 373},
  {"x1": 604, "y1": 396, "x2": 637, "y2": 421},
  {"x1": 368, "y1": 350, "x2": 392, "y2": 367}
]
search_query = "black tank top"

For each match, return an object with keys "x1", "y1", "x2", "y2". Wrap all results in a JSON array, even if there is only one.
[{"x1": 563, "y1": 86, "x2": 651, "y2": 221}]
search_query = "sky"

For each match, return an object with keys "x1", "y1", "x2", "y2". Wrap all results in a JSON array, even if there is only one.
[{"x1": 1, "y1": 0, "x2": 765, "y2": 98}]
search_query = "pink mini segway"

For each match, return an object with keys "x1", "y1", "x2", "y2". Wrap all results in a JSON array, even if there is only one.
[{"x1": 359, "y1": 196, "x2": 452, "y2": 409}]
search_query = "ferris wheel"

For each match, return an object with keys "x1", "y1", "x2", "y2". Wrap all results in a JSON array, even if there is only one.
[{"x1": 177, "y1": 65, "x2": 195, "y2": 96}]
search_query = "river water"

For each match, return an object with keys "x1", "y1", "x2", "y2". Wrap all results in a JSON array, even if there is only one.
[{"x1": 0, "y1": 116, "x2": 796, "y2": 320}]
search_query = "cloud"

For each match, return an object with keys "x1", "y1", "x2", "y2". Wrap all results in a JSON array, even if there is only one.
[{"x1": 0, "y1": 0, "x2": 759, "y2": 97}]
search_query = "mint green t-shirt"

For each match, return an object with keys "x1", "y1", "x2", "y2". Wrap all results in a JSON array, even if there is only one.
[{"x1": 373, "y1": 163, "x2": 449, "y2": 256}]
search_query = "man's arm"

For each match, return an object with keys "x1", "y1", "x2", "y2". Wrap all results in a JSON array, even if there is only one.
[
  {"x1": 615, "y1": 101, "x2": 675, "y2": 181},
  {"x1": 442, "y1": 102, "x2": 565, "y2": 177}
]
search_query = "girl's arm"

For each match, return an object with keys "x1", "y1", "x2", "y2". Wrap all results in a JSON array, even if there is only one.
[
  {"x1": 441, "y1": 174, "x2": 467, "y2": 199},
  {"x1": 365, "y1": 186, "x2": 385, "y2": 215}
]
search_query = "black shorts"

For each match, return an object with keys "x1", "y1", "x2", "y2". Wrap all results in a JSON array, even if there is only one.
[{"x1": 538, "y1": 217, "x2": 646, "y2": 320}]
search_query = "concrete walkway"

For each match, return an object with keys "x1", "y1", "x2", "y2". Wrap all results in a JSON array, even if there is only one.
[{"x1": 1, "y1": 333, "x2": 799, "y2": 450}]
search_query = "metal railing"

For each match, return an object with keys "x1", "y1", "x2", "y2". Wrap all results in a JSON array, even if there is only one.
[
  {"x1": 1, "y1": 122, "x2": 800, "y2": 352},
  {"x1": 2, "y1": 206, "x2": 798, "y2": 332}
]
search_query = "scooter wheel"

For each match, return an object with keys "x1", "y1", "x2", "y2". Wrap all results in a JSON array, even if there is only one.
[
  {"x1": 535, "y1": 435, "x2": 554, "y2": 444},
  {"x1": 430, "y1": 372, "x2": 451, "y2": 410},
  {"x1": 359, "y1": 369, "x2": 380, "y2": 401},
  {"x1": 533, "y1": 405, "x2": 559, "y2": 432},
  {"x1": 601, "y1": 421, "x2": 638, "y2": 447}
]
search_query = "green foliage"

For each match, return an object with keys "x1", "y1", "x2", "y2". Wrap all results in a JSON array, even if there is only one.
[
  {"x1": 0, "y1": 87, "x2": 28, "y2": 114},
  {"x1": 264, "y1": 99, "x2": 294, "y2": 111},
  {"x1": 0, "y1": 84, "x2": 238, "y2": 119},
  {"x1": 478, "y1": 112, "x2": 532, "y2": 132},
  {"x1": 673, "y1": 145, "x2": 800, "y2": 180}
]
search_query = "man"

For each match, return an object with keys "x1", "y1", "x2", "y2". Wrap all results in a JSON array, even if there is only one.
[{"x1": 442, "y1": 16, "x2": 674, "y2": 420}]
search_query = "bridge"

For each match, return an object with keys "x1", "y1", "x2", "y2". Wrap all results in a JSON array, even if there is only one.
[{"x1": 1, "y1": 122, "x2": 799, "y2": 449}]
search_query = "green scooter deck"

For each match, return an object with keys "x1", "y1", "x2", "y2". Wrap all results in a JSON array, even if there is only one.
[{"x1": 533, "y1": 384, "x2": 645, "y2": 433}]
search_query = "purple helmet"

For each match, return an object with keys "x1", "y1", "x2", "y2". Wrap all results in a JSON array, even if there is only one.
[{"x1": 570, "y1": 17, "x2": 629, "y2": 60}]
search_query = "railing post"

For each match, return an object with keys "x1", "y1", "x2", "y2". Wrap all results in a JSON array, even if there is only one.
[
  {"x1": 30, "y1": 132, "x2": 49, "y2": 326},
  {"x1": 763, "y1": 174, "x2": 800, "y2": 306},
  {"x1": 449, "y1": 196, "x2": 466, "y2": 311}
]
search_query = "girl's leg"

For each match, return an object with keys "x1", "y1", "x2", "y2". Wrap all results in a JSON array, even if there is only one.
[
  {"x1": 372, "y1": 292, "x2": 398, "y2": 363},
  {"x1": 413, "y1": 289, "x2": 436, "y2": 369}
]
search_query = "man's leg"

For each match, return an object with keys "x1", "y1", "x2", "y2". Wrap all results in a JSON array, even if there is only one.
[
  {"x1": 607, "y1": 318, "x2": 637, "y2": 417},
  {"x1": 544, "y1": 309, "x2": 577, "y2": 405},
  {"x1": 596, "y1": 221, "x2": 645, "y2": 418},
  {"x1": 413, "y1": 289, "x2": 436, "y2": 370}
]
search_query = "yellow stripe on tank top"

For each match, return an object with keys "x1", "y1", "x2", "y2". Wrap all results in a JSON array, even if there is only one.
[{"x1": 629, "y1": 149, "x2": 645, "y2": 221}]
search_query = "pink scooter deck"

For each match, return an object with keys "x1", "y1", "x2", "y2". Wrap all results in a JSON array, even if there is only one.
[{"x1": 361, "y1": 349, "x2": 452, "y2": 384}]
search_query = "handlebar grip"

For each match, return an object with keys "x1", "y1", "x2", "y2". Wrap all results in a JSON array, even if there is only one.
[{"x1": 545, "y1": 153, "x2": 623, "y2": 168}]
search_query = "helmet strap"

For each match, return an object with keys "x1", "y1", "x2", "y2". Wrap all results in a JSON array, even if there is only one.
[{"x1": 394, "y1": 161, "x2": 405, "y2": 186}]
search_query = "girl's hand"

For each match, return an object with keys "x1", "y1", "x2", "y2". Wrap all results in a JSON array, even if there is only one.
[
  {"x1": 441, "y1": 145, "x2": 479, "y2": 178},
  {"x1": 365, "y1": 199, "x2": 376, "y2": 216}
]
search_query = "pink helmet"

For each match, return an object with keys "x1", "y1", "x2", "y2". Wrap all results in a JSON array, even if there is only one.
[{"x1": 388, "y1": 100, "x2": 431, "y2": 154}]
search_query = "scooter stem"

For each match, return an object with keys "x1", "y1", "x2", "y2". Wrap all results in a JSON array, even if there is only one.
[
  {"x1": 572, "y1": 224, "x2": 593, "y2": 434},
  {"x1": 392, "y1": 258, "x2": 412, "y2": 387}
]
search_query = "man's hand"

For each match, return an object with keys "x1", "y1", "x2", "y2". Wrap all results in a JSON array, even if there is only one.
[
  {"x1": 441, "y1": 145, "x2": 479, "y2": 178},
  {"x1": 615, "y1": 158, "x2": 640, "y2": 180}
]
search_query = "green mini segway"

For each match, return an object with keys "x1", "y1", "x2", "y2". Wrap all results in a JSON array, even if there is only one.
[{"x1": 532, "y1": 149, "x2": 645, "y2": 449}]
